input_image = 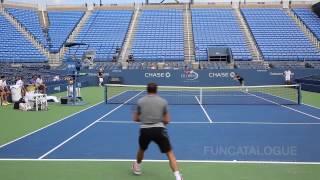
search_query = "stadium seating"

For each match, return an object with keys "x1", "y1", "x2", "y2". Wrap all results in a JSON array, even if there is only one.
[
  {"x1": 293, "y1": 8, "x2": 320, "y2": 41},
  {"x1": 0, "y1": 14, "x2": 47, "y2": 62},
  {"x1": 6, "y1": 7, "x2": 47, "y2": 47},
  {"x1": 132, "y1": 9, "x2": 184, "y2": 61},
  {"x1": 241, "y1": 8, "x2": 320, "y2": 61},
  {"x1": 191, "y1": 9, "x2": 252, "y2": 61},
  {"x1": 65, "y1": 10, "x2": 133, "y2": 61},
  {"x1": 48, "y1": 11, "x2": 84, "y2": 53}
]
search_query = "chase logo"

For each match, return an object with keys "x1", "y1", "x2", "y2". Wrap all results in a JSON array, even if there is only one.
[
  {"x1": 181, "y1": 70, "x2": 199, "y2": 81},
  {"x1": 209, "y1": 72, "x2": 236, "y2": 78},
  {"x1": 145, "y1": 72, "x2": 171, "y2": 78},
  {"x1": 229, "y1": 72, "x2": 236, "y2": 78}
]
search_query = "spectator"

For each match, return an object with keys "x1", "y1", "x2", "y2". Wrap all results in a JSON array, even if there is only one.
[
  {"x1": 173, "y1": 64, "x2": 179, "y2": 70},
  {"x1": 36, "y1": 75, "x2": 46, "y2": 94},
  {"x1": 16, "y1": 76, "x2": 25, "y2": 97},
  {"x1": 0, "y1": 76, "x2": 10, "y2": 105},
  {"x1": 150, "y1": 63, "x2": 157, "y2": 70},
  {"x1": 30, "y1": 75, "x2": 37, "y2": 85},
  {"x1": 53, "y1": 75, "x2": 60, "y2": 81}
]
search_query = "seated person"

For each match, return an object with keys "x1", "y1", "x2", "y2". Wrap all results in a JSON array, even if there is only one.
[
  {"x1": 36, "y1": 75, "x2": 46, "y2": 94},
  {"x1": 23, "y1": 84, "x2": 48, "y2": 111},
  {"x1": 15, "y1": 76, "x2": 26, "y2": 97},
  {"x1": 30, "y1": 75, "x2": 37, "y2": 85},
  {"x1": 0, "y1": 76, "x2": 10, "y2": 105},
  {"x1": 24, "y1": 84, "x2": 36, "y2": 102},
  {"x1": 66, "y1": 77, "x2": 77, "y2": 97},
  {"x1": 53, "y1": 75, "x2": 60, "y2": 81},
  {"x1": 26, "y1": 84, "x2": 36, "y2": 95}
]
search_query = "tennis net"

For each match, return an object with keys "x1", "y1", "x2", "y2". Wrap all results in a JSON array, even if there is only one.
[{"x1": 105, "y1": 84, "x2": 301, "y2": 105}]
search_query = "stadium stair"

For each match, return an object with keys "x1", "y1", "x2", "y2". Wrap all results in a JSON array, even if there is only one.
[
  {"x1": 38, "y1": 10, "x2": 49, "y2": 30},
  {"x1": 0, "y1": 6, "x2": 49, "y2": 59},
  {"x1": 64, "y1": 10, "x2": 133, "y2": 62},
  {"x1": 183, "y1": 4, "x2": 195, "y2": 63},
  {"x1": 59, "y1": 10, "x2": 93, "y2": 61},
  {"x1": 234, "y1": 8, "x2": 263, "y2": 61},
  {"x1": 119, "y1": 5, "x2": 141, "y2": 62},
  {"x1": 287, "y1": 8, "x2": 320, "y2": 50}
]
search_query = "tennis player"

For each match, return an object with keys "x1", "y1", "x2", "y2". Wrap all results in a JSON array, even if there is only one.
[
  {"x1": 132, "y1": 82, "x2": 183, "y2": 180},
  {"x1": 283, "y1": 69, "x2": 293, "y2": 85},
  {"x1": 97, "y1": 68, "x2": 104, "y2": 87},
  {"x1": 234, "y1": 73, "x2": 244, "y2": 86}
]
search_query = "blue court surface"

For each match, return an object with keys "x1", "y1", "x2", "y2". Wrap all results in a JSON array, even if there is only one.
[{"x1": 1, "y1": 90, "x2": 320, "y2": 163}]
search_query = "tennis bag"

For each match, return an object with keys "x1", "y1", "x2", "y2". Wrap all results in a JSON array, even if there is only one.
[{"x1": 13, "y1": 98, "x2": 25, "y2": 110}]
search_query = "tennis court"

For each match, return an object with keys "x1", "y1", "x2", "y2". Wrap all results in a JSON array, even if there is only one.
[{"x1": 0, "y1": 84, "x2": 320, "y2": 164}]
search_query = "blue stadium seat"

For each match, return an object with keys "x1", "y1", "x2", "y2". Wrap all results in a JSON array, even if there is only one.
[
  {"x1": 64, "y1": 10, "x2": 132, "y2": 62},
  {"x1": 293, "y1": 8, "x2": 320, "y2": 43},
  {"x1": 48, "y1": 11, "x2": 84, "y2": 53},
  {"x1": 6, "y1": 7, "x2": 47, "y2": 47},
  {"x1": 132, "y1": 9, "x2": 184, "y2": 61},
  {"x1": 0, "y1": 14, "x2": 47, "y2": 62},
  {"x1": 241, "y1": 8, "x2": 320, "y2": 61},
  {"x1": 192, "y1": 9, "x2": 252, "y2": 61}
]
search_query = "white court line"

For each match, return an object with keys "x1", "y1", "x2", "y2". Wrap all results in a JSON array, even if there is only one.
[
  {"x1": 195, "y1": 96, "x2": 213, "y2": 123},
  {"x1": 263, "y1": 90, "x2": 320, "y2": 110},
  {"x1": 97, "y1": 120, "x2": 320, "y2": 125},
  {"x1": 38, "y1": 91, "x2": 144, "y2": 159},
  {"x1": 0, "y1": 90, "x2": 130, "y2": 149},
  {"x1": 247, "y1": 92, "x2": 320, "y2": 120},
  {"x1": 0, "y1": 103, "x2": 105, "y2": 149},
  {"x1": 302, "y1": 103, "x2": 320, "y2": 110},
  {"x1": 0, "y1": 158, "x2": 320, "y2": 165}
]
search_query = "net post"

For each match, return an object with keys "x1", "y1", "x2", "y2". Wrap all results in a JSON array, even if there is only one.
[
  {"x1": 297, "y1": 84, "x2": 302, "y2": 105},
  {"x1": 105, "y1": 84, "x2": 108, "y2": 104},
  {"x1": 200, "y1": 87, "x2": 203, "y2": 104}
]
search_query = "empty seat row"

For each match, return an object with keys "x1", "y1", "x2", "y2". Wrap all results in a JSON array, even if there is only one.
[
  {"x1": 192, "y1": 9, "x2": 252, "y2": 61},
  {"x1": 242, "y1": 8, "x2": 320, "y2": 61},
  {"x1": 132, "y1": 9, "x2": 184, "y2": 61},
  {"x1": 64, "y1": 10, "x2": 133, "y2": 62},
  {"x1": 293, "y1": 8, "x2": 320, "y2": 41},
  {"x1": 0, "y1": 14, "x2": 47, "y2": 62}
]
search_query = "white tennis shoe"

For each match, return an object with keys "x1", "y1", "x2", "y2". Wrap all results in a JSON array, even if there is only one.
[
  {"x1": 175, "y1": 173, "x2": 184, "y2": 180},
  {"x1": 131, "y1": 162, "x2": 142, "y2": 175}
]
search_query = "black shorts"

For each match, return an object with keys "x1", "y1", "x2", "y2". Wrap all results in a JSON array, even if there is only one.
[
  {"x1": 238, "y1": 79, "x2": 244, "y2": 85},
  {"x1": 139, "y1": 127, "x2": 172, "y2": 153}
]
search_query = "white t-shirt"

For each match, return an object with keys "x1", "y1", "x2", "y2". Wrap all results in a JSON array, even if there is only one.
[
  {"x1": 16, "y1": 79, "x2": 24, "y2": 88},
  {"x1": 53, "y1": 76, "x2": 60, "y2": 81},
  {"x1": 284, "y1": 70, "x2": 292, "y2": 81},
  {"x1": 36, "y1": 78, "x2": 43, "y2": 85},
  {"x1": 0, "y1": 79, "x2": 7, "y2": 88}
]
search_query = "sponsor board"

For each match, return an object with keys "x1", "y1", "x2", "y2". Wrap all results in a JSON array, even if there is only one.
[
  {"x1": 181, "y1": 70, "x2": 199, "y2": 81},
  {"x1": 209, "y1": 72, "x2": 236, "y2": 78},
  {"x1": 145, "y1": 72, "x2": 171, "y2": 78}
]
